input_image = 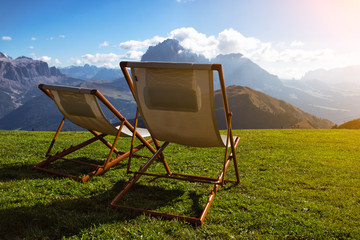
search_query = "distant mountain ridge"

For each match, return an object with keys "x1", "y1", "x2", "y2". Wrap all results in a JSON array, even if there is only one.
[
  {"x1": 60, "y1": 64, "x2": 122, "y2": 81},
  {"x1": 0, "y1": 83, "x2": 332, "y2": 130},
  {"x1": 0, "y1": 47, "x2": 333, "y2": 130},
  {"x1": 282, "y1": 66, "x2": 360, "y2": 123},
  {"x1": 0, "y1": 91, "x2": 136, "y2": 131},
  {"x1": 302, "y1": 65, "x2": 360, "y2": 90}
]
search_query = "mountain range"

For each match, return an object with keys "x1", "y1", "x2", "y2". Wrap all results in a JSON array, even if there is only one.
[
  {"x1": 0, "y1": 40, "x2": 340, "y2": 130},
  {"x1": 59, "y1": 64, "x2": 122, "y2": 81},
  {"x1": 142, "y1": 39, "x2": 360, "y2": 124},
  {"x1": 282, "y1": 66, "x2": 360, "y2": 123},
  {"x1": 0, "y1": 52, "x2": 136, "y2": 130}
]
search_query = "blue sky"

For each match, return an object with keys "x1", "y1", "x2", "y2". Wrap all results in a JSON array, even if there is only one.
[{"x1": 1, "y1": 0, "x2": 360, "y2": 79}]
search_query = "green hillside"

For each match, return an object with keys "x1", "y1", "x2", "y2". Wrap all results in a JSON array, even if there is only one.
[
  {"x1": 0, "y1": 129, "x2": 359, "y2": 239},
  {"x1": 334, "y1": 118, "x2": 360, "y2": 129}
]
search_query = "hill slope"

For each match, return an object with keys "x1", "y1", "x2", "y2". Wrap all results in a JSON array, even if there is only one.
[
  {"x1": 215, "y1": 86, "x2": 333, "y2": 129},
  {"x1": 333, "y1": 118, "x2": 360, "y2": 129}
]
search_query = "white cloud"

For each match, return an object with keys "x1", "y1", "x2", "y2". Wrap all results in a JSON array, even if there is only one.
[
  {"x1": 165, "y1": 27, "x2": 325, "y2": 68},
  {"x1": 36, "y1": 56, "x2": 62, "y2": 66},
  {"x1": 290, "y1": 41, "x2": 304, "y2": 47},
  {"x1": 49, "y1": 36, "x2": 55, "y2": 40},
  {"x1": 101, "y1": 62, "x2": 117, "y2": 68},
  {"x1": 28, "y1": 46, "x2": 34, "y2": 49},
  {"x1": 279, "y1": 49, "x2": 334, "y2": 63},
  {"x1": 54, "y1": 59, "x2": 61, "y2": 65},
  {"x1": 248, "y1": 47, "x2": 338, "y2": 79},
  {"x1": 217, "y1": 28, "x2": 261, "y2": 55},
  {"x1": 40, "y1": 56, "x2": 52, "y2": 62},
  {"x1": 99, "y1": 41, "x2": 109, "y2": 48},
  {"x1": 74, "y1": 51, "x2": 143, "y2": 68},
  {"x1": 75, "y1": 59, "x2": 82, "y2": 65},
  {"x1": 169, "y1": 27, "x2": 218, "y2": 59},
  {"x1": 2, "y1": 36, "x2": 12, "y2": 41},
  {"x1": 161, "y1": 27, "x2": 344, "y2": 79},
  {"x1": 115, "y1": 27, "x2": 341, "y2": 78},
  {"x1": 122, "y1": 50, "x2": 144, "y2": 60},
  {"x1": 119, "y1": 36, "x2": 166, "y2": 50},
  {"x1": 82, "y1": 53, "x2": 122, "y2": 64},
  {"x1": 31, "y1": 37, "x2": 37, "y2": 41},
  {"x1": 246, "y1": 44, "x2": 337, "y2": 78},
  {"x1": 59, "y1": 35, "x2": 65, "y2": 38},
  {"x1": 31, "y1": 55, "x2": 61, "y2": 66}
]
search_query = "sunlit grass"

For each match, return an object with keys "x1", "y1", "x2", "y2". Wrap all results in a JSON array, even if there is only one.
[{"x1": 0, "y1": 129, "x2": 359, "y2": 239}]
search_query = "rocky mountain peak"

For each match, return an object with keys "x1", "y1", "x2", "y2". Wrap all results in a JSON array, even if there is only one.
[
  {"x1": 0, "y1": 54, "x2": 64, "y2": 89},
  {"x1": 16, "y1": 56, "x2": 33, "y2": 60},
  {"x1": 141, "y1": 39, "x2": 209, "y2": 63},
  {"x1": 0, "y1": 53, "x2": 68, "y2": 118},
  {"x1": 0, "y1": 52, "x2": 8, "y2": 59}
]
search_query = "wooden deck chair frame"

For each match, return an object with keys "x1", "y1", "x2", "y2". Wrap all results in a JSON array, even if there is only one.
[
  {"x1": 110, "y1": 61, "x2": 241, "y2": 225},
  {"x1": 35, "y1": 84, "x2": 157, "y2": 182}
]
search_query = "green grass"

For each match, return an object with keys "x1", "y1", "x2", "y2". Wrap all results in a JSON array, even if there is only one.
[{"x1": 0, "y1": 129, "x2": 359, "y2": 239}]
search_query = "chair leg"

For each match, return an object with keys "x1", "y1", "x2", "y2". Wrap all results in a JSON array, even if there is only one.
[
  {"x1": 34, "y1": 132, "x2": 108, "y2": 168},
  {"x1": 110, "y1": 139, "x2": 241, "y2": 225},
  {"x1": 35, "y1": 124, "x2": 123, "y2": 182},
  {"x1": 153, "y1": 138, "x2": 171, "y2": 174},
  {"x1": 89, "y1": 130, "x2": 125, "y2": 155},
  {"x1": 104, "y1": 125, "x2": 124, "y2": 167},
  {"x1": 232, "y1": 137, "x2": 241, "y2": 184},
  {"x1": 83, "y1": 138, "x2": 155, "y2": 182},
  {"x1": 45, "y1": 117, "x2": 66, "y2": 157},
  {"x1": 111, "y1": 141, "x2": 169, "y2": 204}
]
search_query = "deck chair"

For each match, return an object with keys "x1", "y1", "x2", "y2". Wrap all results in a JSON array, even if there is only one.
[
  {"x1": 35, "y1": 84, "x2": 157, "y2": 182},
  {"x1": 110, "y1": 61, "x2": 241, "y2": 225}
]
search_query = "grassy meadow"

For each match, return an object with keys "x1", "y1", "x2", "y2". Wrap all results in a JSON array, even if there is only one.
[{"x1": 0, "y1": 129, "x2": 359, "y2": 239}]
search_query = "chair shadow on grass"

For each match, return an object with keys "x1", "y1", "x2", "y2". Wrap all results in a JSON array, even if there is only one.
[
  {"x1": 0, "y1": 175, "x2": 214, "y2": 239},
  {"x1": 0, "y1": 163, "x2": 52, "y2": 182},
  {"x1": 0, "y1": 157, "x2": 126, "y2": 182}
]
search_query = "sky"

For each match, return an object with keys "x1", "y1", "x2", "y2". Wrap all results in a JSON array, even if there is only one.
[{"x1": 1, "y1": 0, "x2": 360, "y2": 79}]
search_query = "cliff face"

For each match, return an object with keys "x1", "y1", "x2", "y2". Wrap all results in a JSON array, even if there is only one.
[
  {"x1": 0, "y1": 55, "x2": 63, "y2": 90},
  {"x1": 0, "y1": 52, "x2": 65, "y2": 118}
]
